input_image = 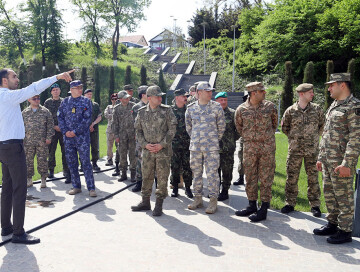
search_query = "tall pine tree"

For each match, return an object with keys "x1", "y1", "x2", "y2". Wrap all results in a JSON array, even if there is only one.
[
  {"x1": 140, "y1": 65, "x2": 147, "y2": 85},
  {"x1": 303, "y1": 61, "x2": 314, "y2": 84},
  {"x1": 281, "y1": 61, "x2": 293, "y2": 117},
  {"x1": 158, "y1": 69, "x2": 167, "y2": 104}
]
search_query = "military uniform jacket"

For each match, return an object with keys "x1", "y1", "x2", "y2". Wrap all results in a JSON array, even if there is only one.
[
  {"x1": 185, "y1": 100, "x2": 226, "y2": 152},
  {"x1": 91, "y1": 101, "x2": 101, "y2": 131},
  {"x1": 281, "y1": 102, "x2": 324, "y2": 156},
  {"x1": 130, "y1": 97, "x2": 140, "y2": 104},
  {"x1": 104, "y1": 104, "x2": 115, "y2": 134},
  {"x1": 172, "y1": 104, "x2": 190, "y2": 150},
  {"x1": 57, "y1": 96, "x2": 93, "y2": 136},
  {"x1": 112, "y1": 101, "x2": 136, "y2": 140},
  {"x1": 22, "y1": 105, "x2": 54, "y2": 145},
  {"x1": 235, "y1": 98, "x2": 277, "y2": 148},
  {"x1": 44, "y1": 97, "x2": 63, "y2": 126},
  {"x1": 135, "y1": 104, "x2": 177, "y2": 157},
  {"x1": 318, "y1": 94, "x2": 360, "y2": 169},
  {"x1": 220, "y1": 107, "x2": 240, "y2": 154},
  {"x1": 132, "y1": 100, "x2": 147, "y2": 119}
]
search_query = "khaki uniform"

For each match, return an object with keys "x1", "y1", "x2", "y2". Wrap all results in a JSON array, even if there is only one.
[
  {"x1": 104, "y1": 104, "x2": 116, "y2": 161},
  {"x1": 281, "y1": 102, "x2": 325, "y2": 207},
  {"x1": 90, "y1": 101, "x2": 101, "y2": 163},
  {"x1": 235, "y1": 98, "x2": 277, "y2": 202},
  {"x1": 22, "y1": 105, "x2": 54, "y2": 178},
  {"x1": 135, "y1": 104, "x2": 177, "y2": 199},
  {"x1": 318, "y1": 94, "x2": 360, "y2": 232},
  {"x1": 112, "y1": 101, "x2": 136, "y2": 172}
]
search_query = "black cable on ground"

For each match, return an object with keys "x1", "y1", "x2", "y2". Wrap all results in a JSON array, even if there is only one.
[{"x1": 0, "y1": 182, "x2": 135, "y2": 247}]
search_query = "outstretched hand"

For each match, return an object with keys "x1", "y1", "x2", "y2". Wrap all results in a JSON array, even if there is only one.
[{"x1": 56, "y1": 69, "x2": 75, "y2": 82}]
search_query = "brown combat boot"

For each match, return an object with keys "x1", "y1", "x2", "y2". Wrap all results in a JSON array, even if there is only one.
[
  {"x1": 152, "y1": 198, "x2": 164, "y2": 216},
  {"x1": 131, "y1": 197, "x2": 151, "y2": 211},
  {"x1": 188, "y1": 196, "x2": 203, "y2": 210},
  {"x1": 205, "y1": 197, "x2": 218, "y2": 214}
]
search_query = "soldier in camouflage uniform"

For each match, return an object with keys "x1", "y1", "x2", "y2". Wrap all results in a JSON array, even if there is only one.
[
  {"x1": 83, "y1": 89, "x2": 102, "y2": 171},
  {"x1": 186, "y1": 85, "x2": 198, "y2": 105},
  {"x1": 22, "y1": 95, "x2": 54, "y2": 188},
  {"x1": 234, "y1": 82, "x2": 278, "y2": 222},
  {"x1": 185, "y1": 82, "x2": 226, "y2": 214},
  {"x1": 131, "y1": 85, "x2": 177, "y2": 216},
  {"x1": 112, "y1": 91, "x2": 136, "y2": 182},
  {"x1": 104, "y1": 93, "x2": 118, "y2": 166},
  {"x1": 170, "y1": 88, "x2": 193, "y2": 198},
  {"x1": 44, "y1": 83, "x2": 69, "y2": 182},
  {"x1": 124, "y1": 84, "x2": 140, "y2": 104},
  {"x1": 281, "y1": 83, "x2": 325, "y2": 217},
  {"x1": 314, "y1": 73, "x2": 360, "y2": 244},
  {"x1": 215, "y1": 92, "x2": 240, "y2": 201},
  {"x1": 131, "y1": 85, "x2": 148, "y2": 192}
]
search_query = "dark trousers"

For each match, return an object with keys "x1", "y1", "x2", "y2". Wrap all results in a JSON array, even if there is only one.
[
  {"x1": 48, "y1": 130, "x2": 68, "y2": 173},
  {"x1": 0, "y1": 142, "x2": 27, "y2": 235},
  {"x1": 90, "y1": 130, "x2": 99, "y2": 163}
]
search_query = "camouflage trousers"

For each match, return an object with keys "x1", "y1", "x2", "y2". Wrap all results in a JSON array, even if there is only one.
[
  {"x1": 285, "y1": 152, "x2": 320, "y2": 207},
  {"x1": 119, "y1": 134, "x2": 136, "y2": 172},
  {"x1": 135, "y1": 140, "x2": 142, "y2": 181},
  {"x1": 25, "y1": 143, "x2": 49, "y2": 179},
  {"x1": 219, "y1": 151, "x2": 235, "y2": 190},
  {"x1": 243, "y1": 143, "x2": 275, "y2": 202},
  {"x1": 170, "y1": 148, "x2": 192, "y2": 187},
  {"x1": 141, "y1": 150, "x2": 170, "y2": 200},
  {"x1": 237, "y1": 140, "x2": 244, "y2": 175},
  {"x1": 90, "y1": 130, "x2": 99, "y2": 163},
  {"x1": 322, "y1": 162, "x2": 354, "y2": 232},
  {"x1": 190, "y1": 151, "x2": 220, "y2": 198},
  {"x1": 106, "y1": 132, "x2": 116, "y2": 161},
  {"x1": 48, "y1": 130, "x2": 68, "y2": 173}
]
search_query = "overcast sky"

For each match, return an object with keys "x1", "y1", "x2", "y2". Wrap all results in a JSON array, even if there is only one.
[{"x1": 4, "y1": 0, "x2": 205, "y2": 43}]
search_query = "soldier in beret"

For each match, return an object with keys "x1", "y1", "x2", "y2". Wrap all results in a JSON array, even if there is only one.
[
  {"x1": 124, "y1": 84, "x2": 139, "y2": 104},
  {"x1": 234, "y1": 82, "x2": 278, "y2": 222},
  {"x1": 281, "y1": 83, "x2": 324, "y2": 217},
  {"x1": 170, "y1": 88, "x2": 193, "y2": 198},
  {"x1": 314, "y1": 73, "x2": 360, "y2": 244},
  {"x1": 131, "y1": 86, "x2": 177, "y2": 216},
  {"x1": 215, "y1": 91, "x2": 240, "y2": 201}
]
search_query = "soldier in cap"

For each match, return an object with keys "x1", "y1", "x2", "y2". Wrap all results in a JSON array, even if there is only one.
[
  {"x1": 57, "y1": 80, "x2": 97, "y2": 197},
  {"x1": 22, "y1": 95, "x2": 54, "y2": 188},
  {"x1": 44, "y1": 83, "x2": 70, "y2": 182},
  {"x1": 112, "y1": 90, "x2": 136, "y2": 182},
  {"x1": 104, "y1": 93, "x2": 119, "y2": 166},
  {"x1": 215, "y1": 91, "x2": 240, "y2": 201},
  {"x1": 131, "y1": 85, "x2": 148, "y2": 192},
  {"x1": 187, "y1": 85, "x2": 198, "y2": 105},
  {"x1": 83, "y1": 89, "x2": 102, "y2": 171},
  {"x1": 131, "y1": 85, "x2": 177, "y2": 216},
  {"x1": 281, "y1": 83, "x2": 324, "y2": 217},
  {"x1": 185, "y1": 81, "x2": 226, "y2": 214},
  {"x1": 124, "y1": 84, "x2": 140, "y2": 103},
  {"x1": 234, "y1": 82, "x2": 278, "y2": 222},
  {"x1": 170, "y1": 88, "x2": 193, "y2": 198},
  {"x1": 314, "y1": 73, "x2": 360, "y2": 244}
]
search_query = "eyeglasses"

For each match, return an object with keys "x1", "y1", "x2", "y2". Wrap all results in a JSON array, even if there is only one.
[
  {"x1": 31, "y1": 97, "x2": 40, "y2": 101},
  {"x1": 111, "y1": 98, "x2": 117, "y2": 101}
]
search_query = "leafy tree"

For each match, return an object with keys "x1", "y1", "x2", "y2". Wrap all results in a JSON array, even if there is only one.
[
  {"x1": 281, "y1": 61, "x2": 293, "y2": 116},
  {"x1": 140, "y1": 65, "x2": 147, "y2": 85},
  {"x1": 81, "y1": 67, "x2": 87, "y2": 90},
  {"x1": 303, "y1": 61, "x2": 314, "y2": 84},
  {"x1": 94, "y1": 65, "x2": 101, "y2": 105},
  {"x1": 188, "y1": 8, "x2": 219, "y2": 45},
  {"x1": 347, "y1": 58, "x2": 357, "y2": 97},
  {"x1": 324, "y1": 60, "x2": 334, "y2": 110},
  {"x1": 125, "y1": 65, "x2": 131, "y2": 84}
]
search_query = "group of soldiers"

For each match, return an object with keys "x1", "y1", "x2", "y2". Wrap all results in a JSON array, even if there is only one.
[{"x1": 21, "y1": 72, "x2": 360, "y2": 245}]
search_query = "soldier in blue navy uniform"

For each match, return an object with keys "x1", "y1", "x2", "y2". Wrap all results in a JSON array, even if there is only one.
[{"x1": 57, "y1": 80, "x2": 97, "y2": 197}]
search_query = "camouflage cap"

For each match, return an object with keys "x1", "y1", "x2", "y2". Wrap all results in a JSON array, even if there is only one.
[
  {"x1": 215, "y1": 92, "x2": 228, "y2": 99},
  {"x1": 295, "y1": 83, "x2": 313, "y2": 93},
  {"x1": 325, "y1": 73, "x2": 351, "y2": 85},
  {"x1": 138, "y1": 85, "x2": 148, "y2": 98},
  {"x1": 124, "y1": 84, "x2": 133, "y2": 91},
  {"x1": 174, "y1": 88, "x2": 188, "y2": 97},
  {"x1": 146, "y1": 85, "x2": 165, "y2": 97},
  {"x1": 245, "y1": 82, "x2": 265, "y2": 92},
  {"x1": 189, "y1": 85, "x2": 196, "y2": 93},
  {"x1": 197, "y1": 81, "x2": 214, "y2": 91},
  {"x1": 118, "y1": 90, "x2": 131, "y2": 99}
]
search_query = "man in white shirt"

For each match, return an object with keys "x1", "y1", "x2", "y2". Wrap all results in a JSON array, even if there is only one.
[{"x1": 0, "y1": 68, "x2": 73, "y2": 244}]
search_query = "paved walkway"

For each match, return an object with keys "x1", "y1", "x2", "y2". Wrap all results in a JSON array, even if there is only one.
[{"x1": 1, "y1": 152, "x2": 360, "y2": 272}]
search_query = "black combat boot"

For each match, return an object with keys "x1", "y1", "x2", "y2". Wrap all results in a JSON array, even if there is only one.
[
  {"x1": 217, "y1": 188, "x2": 229, "y2": 201},
  {"x1": 132, "y1": 180, "x2": 142, "y2": 192},
  {"x1": 313, "y1": 222, "x2": 338, "y2": 236},
  {"x1": 130, "y1": 170, "x2": 136, "y2": 183},
  {"x1": 249, "y1": 202, "x2": 269, "y2": 222},
  {"x1": 105, "y1": 159, "x2": 113, "y2": 166},
  {"x1": 152, "y1": 198, "x2": 164, "y2": 216},
  {"x1": 118, "y1": 171, "x2": 127, "y2": 182},
  {"x1": 64, "y1": 170, "x2": 71, "y2": 184},
  {"x1": 171, "y1": 183, "x2": 179, "y2": 197},
  {"x1": 48, "y1": 170, "x2": 54, "y2": 179},
  {"x1": 131, "y1": 197, "x2": 151, "y2": 211},
  {"x1": 154, "y1": 177, "x2": 158, "y2": 188},
  {"x1": 92, "y1": 162, "x2": 100, "y2": 171},
  {"x1": 233, "y1": 175, "x2": 244, "y2": 185},
  {"x1": 112, "y1": 163, "x2": 120, "y2": 176},
  {"x1": 327, "y1": 229, "x2": 352, "y2": 244},
  {"x1": 185, "y1": 186, "x2": 193, "y2": 198},
  {"x1": 235, "y1": 200, "x2": 257, "y2": 216}
]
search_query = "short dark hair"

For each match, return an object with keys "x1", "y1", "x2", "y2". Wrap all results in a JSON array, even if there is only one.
[
  {"x1": 337, "y1": 81, "x2": 352, "y2": 91},
  {"x1": 0, "y1": 69, "x2": 9, "y2": 86}
]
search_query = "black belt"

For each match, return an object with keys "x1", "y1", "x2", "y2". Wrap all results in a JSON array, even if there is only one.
[{"x1": 0, "y1": 139, "x2": 23, "y2": 145}]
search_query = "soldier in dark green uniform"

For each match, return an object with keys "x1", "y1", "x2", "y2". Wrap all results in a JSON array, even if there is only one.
[
  {"x1": 216, "y1": 92, "x2": 240, "y2": 201},
  {"x1": 170, "y1": 88, "x2": 193, "y2": 198},
  {"x1": 84, "y1": 89, "x2": 102, "y2": 171},
  {"x1": 44, "y1": 83, "x2": 70, "y2": 182},
  {"x1": 124, "y1": 84, "x2": 140, "y2": 104}
]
